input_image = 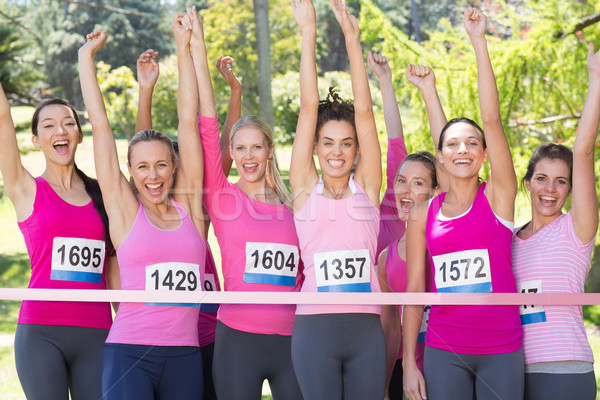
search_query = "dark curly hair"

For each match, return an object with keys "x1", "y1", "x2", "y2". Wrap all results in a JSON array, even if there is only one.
[{"x1": 315, "y1": 86, "x2": 356, "y2": 143}]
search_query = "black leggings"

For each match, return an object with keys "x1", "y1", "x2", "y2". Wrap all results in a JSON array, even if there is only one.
[
  {"x1": 424, "y1": 345, "x2": 524, "y2": 400},
  {"x1": 292, "y1": 313, "x2": 386, "y2": 400},
  {"x1": 525, "y1": 371, "x2": 596, "y2": 400},
  {"x1": 14, "y1": 323, "x2": 108, "y2": 400},
  {"x1": 212, "y1": 321, "x2": 302, "y2": 400},
  {"x1": 200, "y1": 341, "x2": 217, "y2": 400},
  {"x1": 389, "y1": 359, "x2": 404, "y2": 400}
]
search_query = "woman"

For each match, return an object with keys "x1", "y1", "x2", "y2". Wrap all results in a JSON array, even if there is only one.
[
  {"x1": 377, "y1": 151, "x2": 438, "y2": 399},
  {"x1": 189, "y1": 6, "x2": 303, "y2": 399},
  {"x1": 290, "y1": 1, "x2": 385, "y2": 398},
  {"x1": 512, "y1": 43, "x2": 600, "y2": 400},
  {"x1": 136, "y1": 47, "x2": 242, "y2": 400},
  {"x1": 78, "y1": 9, "x2": 208, "y2": 399},
  {"x1": 403, "y1": 9, "x2": 523, "y2": 400},
  {"x1": 0, "y1": 84, "x2": 117, "y2": 399},
  {"x1": 369, "y1": 52, "x2": 447, "y2": 399}
]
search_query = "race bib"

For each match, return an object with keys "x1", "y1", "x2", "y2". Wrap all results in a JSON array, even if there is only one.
[
  {"x1": 417, "y1": 305, "x2": 431, "y2": 344},
  {"x1": 244, "y1": 242, "x2": 299, "y2": 287},
  {"x1": 51, "y1": 237, "x2": 105, "y2": 283},
  {"x1": 433, "y1": 249, "x2": 492, "y2": 293},
  {"x1": 314, "y1": 249, "x2": 371, "y2": 292},
  {"x1": 200, "y1": 273, "x2": 218, "y2": 313},
  {"x1": 517, "y1": 280, "x2": 546, "y2": 325},
  {"x1": 145, "y1": 262, "x2": 201, "y2": 307}
]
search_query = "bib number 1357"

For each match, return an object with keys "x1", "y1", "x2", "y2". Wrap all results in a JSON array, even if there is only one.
[
  {"x1": 433, "y1": 249, "x2": 492, "y2": 293},
  {"x1": 314, "y1": 249, "x2": 371, "y2": 292}
]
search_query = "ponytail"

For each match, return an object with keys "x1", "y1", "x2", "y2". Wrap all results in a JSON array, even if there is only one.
[{"x1": 74, "y1": 164, "x2": 115, "y2": 256}]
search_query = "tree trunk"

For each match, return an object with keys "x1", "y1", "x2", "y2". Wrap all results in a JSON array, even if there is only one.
[
  {"x1": 410, "y1": 0, "x2": 422, "y2": 43},
  {"x1": 253, "y1": 0, "x2": 274, "y2": 129}
]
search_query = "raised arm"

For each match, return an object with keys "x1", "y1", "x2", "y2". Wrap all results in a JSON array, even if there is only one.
[
  {"x1": 331, "y1": 0, "x2": 381, "y2": 206},
  {"x1": 135, "y1": 49, "x2": 160, "y2": 132},
  {"x1": 465, "y1": 9, "x2": 517, "y2": 220},
  {"x1": 290, "y1": 0, "x2": 319, "y2": 208},
  {"x1": 0, "y1": 83, "x2": 36, "y2": 220},
  {"x1": 78, "y1": 30, "x2": 137, "y2": 246},
  {"x1": 402, "y1": 202, "x2": 429, "y2": 400},
  {"x1": 571, "y1": 43, "x2": 600, "y2": 243},
  {"x1": 216, "y1": 55, "x2": 241, "y2": 176},
  {"x1": 172, "y1": 9, "x2": 205, "y2": 237},
  {"x1": 368, "y1": 51, "x2": 403, "y2": 141},
  {"x1": 406, "y1": 64, "x2": 449, "y2": 192}
]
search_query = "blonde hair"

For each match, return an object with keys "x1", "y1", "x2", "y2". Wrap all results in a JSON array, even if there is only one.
[{"x1": 230, "y1": 116, "x2": 292, "y2": 209}]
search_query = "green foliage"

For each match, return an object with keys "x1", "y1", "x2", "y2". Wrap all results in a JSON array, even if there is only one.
[
  {"x1": 202, "y1": 0, "x2": 301, "y2": 118},
  {"x1": 96, "y1": 62, "x2": 138, "y2": 139},
  {"x1": 151, "y1": 55, "x2": 179, "y2": 136},
  {"x1": 0, "y1": 2, "x2": 44, "y2": 104}
]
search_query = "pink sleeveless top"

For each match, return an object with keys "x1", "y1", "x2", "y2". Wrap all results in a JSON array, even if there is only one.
[
  {"x1": 294, "y1": 178, "x2": 381, "y2": 315},
  {"x1": 106, "y1": 199, "x2": 205, "y2": 346},
  {"x1": 425, "y1": 182, "x2": 522, "y2": 354},
  {"x1": 17, "y1": 177, "x2": 112, "y2": 329},
  {"x1": 198, "y1": 241, "x2": 220, "y2": 347},
  {"x1": 385, "y1": 239, "x2": 426, "y2": 371},
  {"x1": 512, "y1": 212, "x2": 594, "y2": 364},
  {"x1": 199, "y1": 116, "x2": 303, "y2": 336}
]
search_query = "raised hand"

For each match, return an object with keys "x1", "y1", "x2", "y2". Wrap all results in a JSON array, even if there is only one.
[
  {"x1": 464, "y1": 8, "x2": 486, "y2": 40},
  {"x1": 172, "y1": 12, "x2": 192, "y2": 48},
  {"x1": 367, "y1": 51, "x2": 391, "y2": 82},
  {"x1": 292, "y1": 0, "x2": 315, "y2": 31},
  {"x1": 330, "y1": 0, "x2": 359, "y2": 39},
  {"x1": 216, "y1": 56, "x2": 241, "y2": 91},
  {"x1": 406, "y1": 64, "x2": 435, "y2": 90},
  {"x1": 79, "y1": 30, "x2": 108, "y2": 57},
  {"x1": 588, "y1": 42, "x2": 600, "y2": 80},
  {"x1": 136, "y1": 49, "x2": 160, "y2": 90},
  {"x1": 188, "y1": 6, "x2": 205, "y2": 46}
]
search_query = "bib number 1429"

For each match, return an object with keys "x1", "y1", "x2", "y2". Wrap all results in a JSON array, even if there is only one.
[{"x1": 145, "y1": 262, "x2": 201, "y2": 307}]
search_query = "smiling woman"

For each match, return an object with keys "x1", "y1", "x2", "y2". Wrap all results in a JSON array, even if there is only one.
[
  {"x1": 0, "y1": 87, "x2": 117, "y2": 399},
  {"x1": 402, "y1": 9, "x2": 524, "y2": 400},
  {"x1": 511, "y1": 43, "x2": 600, "y2": 400}
]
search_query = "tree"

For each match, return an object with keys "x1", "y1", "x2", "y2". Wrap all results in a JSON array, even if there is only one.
[{"x1": 253, "y1": 0, "x2": 274, "y2": 128}]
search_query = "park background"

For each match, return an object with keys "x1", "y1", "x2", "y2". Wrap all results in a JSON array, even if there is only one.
[{"x1": 2, "y1": 0, "x2": 600, "y2": 398}]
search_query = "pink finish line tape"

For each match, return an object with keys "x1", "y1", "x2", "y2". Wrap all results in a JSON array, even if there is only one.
[{"x1": 0, "y1": 289, "x2": 599, "y2": 305}]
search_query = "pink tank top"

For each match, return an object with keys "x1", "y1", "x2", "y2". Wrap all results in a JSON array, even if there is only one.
[
  {"x1": 106, "y1": 199, "x2": 205, "y2": 346},
  {"x1": 377, "y1": 137, "x2": 407, "y2": 258},
  {"x1": 385, "y1": 239, "x2": 426, "y2": 371},
  {"x1": 512, "y1": 212, "x2": 594, "y2": 364},
  {"x1": 425, "y1": 182, "x2": 522, "y2": 354},
  {"x1": 17, "y1": 177, "x2": 112, "y2": 329},
  {"x1": 294, "y1": 178, "x2": 381, "y2": 315},
  {"x1": 198, "y1": 241, "x2": 220, "y2": 347},
  {"x1": 199, "y1": 116, "x2": 303, "y2": 336}
]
